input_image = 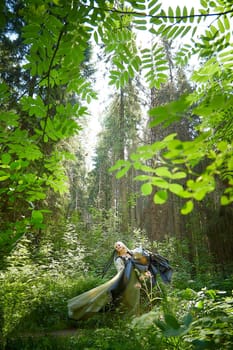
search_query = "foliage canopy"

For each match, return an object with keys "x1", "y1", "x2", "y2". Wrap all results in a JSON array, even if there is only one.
[{"x1": 1, "y1": 0, "x2": 233, "y2": 252}]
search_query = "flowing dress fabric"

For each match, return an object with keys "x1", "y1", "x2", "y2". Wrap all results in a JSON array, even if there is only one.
[
  {"x1": 67, "y1": 256, "x2": 140, "y2": 320},
  {"x1": 67, "y1": 248, "x2": 172, "y2": 320},
  {"x1": 68, "y1": 269, "x2": 124, "y2": 320},
  {"x1": 110, "y1": 256, "x2": 141, "y2": 313}
]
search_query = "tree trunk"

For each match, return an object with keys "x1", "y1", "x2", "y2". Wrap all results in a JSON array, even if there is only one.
[{"x1": 119, "y1": 88, "x2": 129, "y2": 232}]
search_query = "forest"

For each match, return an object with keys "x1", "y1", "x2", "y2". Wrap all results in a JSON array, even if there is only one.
[{"x1": 0, "y1": 0, "x2": 233, "y2": 349}]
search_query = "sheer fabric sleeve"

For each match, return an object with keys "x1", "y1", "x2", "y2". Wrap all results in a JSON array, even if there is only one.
[{"x1": 114, "y1": 256, "x2": 125, "y2": 272}]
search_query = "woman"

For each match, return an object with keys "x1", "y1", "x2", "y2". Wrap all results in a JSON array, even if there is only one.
[{"x1": 67, "y1": 241, "x2": 172, "y2": 320}]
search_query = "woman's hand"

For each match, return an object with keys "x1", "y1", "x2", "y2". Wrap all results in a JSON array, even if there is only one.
[{"x1": 139, "y1": 270, "x2": 152, "y2": 281}]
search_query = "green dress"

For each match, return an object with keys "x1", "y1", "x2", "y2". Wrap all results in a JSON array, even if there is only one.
[
  {"x1": 68, "y1": 255, "x2": 140, "y2": 320},
  {"x1": 67, "y1": 247, "x2": 172, "y2": 320}
]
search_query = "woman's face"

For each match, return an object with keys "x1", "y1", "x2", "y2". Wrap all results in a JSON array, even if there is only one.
[{"x1": 114, "y1": 241, "x2": 127, "y2": 255}]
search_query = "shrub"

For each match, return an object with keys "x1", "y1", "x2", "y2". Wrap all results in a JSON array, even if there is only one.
[{"x1": 132, "y1": 287, "x2": 233, "y2": 350}]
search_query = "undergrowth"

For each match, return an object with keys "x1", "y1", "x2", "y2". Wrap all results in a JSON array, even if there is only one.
[{"x1": 1, "y1": 222, "x2": 233, "y2": 350}]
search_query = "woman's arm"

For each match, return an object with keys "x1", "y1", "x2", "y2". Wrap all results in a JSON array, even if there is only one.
[{"x1": 114, "y1": 256, "x2": 125, "y2": 272}]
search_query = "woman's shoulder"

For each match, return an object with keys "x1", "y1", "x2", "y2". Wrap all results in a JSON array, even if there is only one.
[{"x1": 114, "y1": 255, "x2": 126, "y2": 271}]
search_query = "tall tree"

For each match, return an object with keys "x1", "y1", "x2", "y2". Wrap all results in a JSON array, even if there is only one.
[{"x1": 87, "y1": 80, "x2": 142, "y2": 232}]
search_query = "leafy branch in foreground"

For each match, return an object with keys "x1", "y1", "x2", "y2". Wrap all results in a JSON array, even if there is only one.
[
  {"x1": 109, "y1": 0, "x2": 233, "y2": 213},
  {"x1": 0, "y1": 1, "x2": 95, "y2": 251},
  {"x1": 110, "y1": 101, "x2": 233, "y2": 214},
  {"x1": 95, "y1": 2, "x2": 233, "y2": 21}
]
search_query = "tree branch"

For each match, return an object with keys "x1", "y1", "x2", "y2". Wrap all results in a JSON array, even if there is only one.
[
  {"x1": 41, "y1": 22, "x2": 67, "y2": 141},
  {"x1": 94, "y1": 6, "x2": 233, "y2": 21}
]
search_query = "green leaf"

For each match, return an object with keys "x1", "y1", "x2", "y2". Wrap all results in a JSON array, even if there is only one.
[
  {"x1": 193, "y1": 189, "x2": 207, "y2": 201},
  {"x1": 217, "y1": 18, "x2": 225, "y2": 33},
  {"x1": 93, "y1": 31, "x2": 98, "y2": 44},
  {"x1": 166, "y1": 26, "x2": 179, "y2": 39},
  {"x1": 189, "y1": 7, "x2": 195, "y2": 23},
  {"x1": 223, "y1": 15, "x2": 230, "y2": 30},
  {"x1": 116, "y1": 164, "x2": 131, "y2": 179},
  {"x1": 152, "y1": 177, "x2": 169, "y2": 189},
  {"x1": 114, "y1": 60, "x2": 124, "y2": 70},
  {"x1": 154, "y1": 167, "x2": 172, "y2": 178},
  {"x1": 0, "y1": 111, "x2": 19, "y2": 127},
  {"x1": 131, "y1": 56, "x2": 141, "y2": 71},
  {"x1": 21, "y1": 96, "x2": 47, "y2": 118},
  {"x1": 134, "y1": 175, "x2": 152, "y2": 181},
  {"x1": 200, "y1": 0, "x2": 208, "y2": 8},
  {"x1": 182, "y1": 6, "x2": 188, "y2": 23},
  {"x1": 169, "y1": 183, "x2": 184, "y2": 195},
  {"x1": 0, "y1": 174, "x2": 10, "y2": 181},
  {"x1": 163, "y1": 133, "x2": 177, "y2": 142},
  {"x1": 153, "y1": 190, "x2": 168, "y2": 204},
  {"x1": 171, "y1": 171, "x2": 186, "y2": 179},
  {"x1": 128, "y1": 65, "x2": 134, "y2": 78},
  {"x1": 181, "y1": 200, "x2": 193, "y2": 215},
  {"x1": 176, "y1": 6, "x2": 181, "y2": 18},
  {"x1": 1, "y1": 153, "x2": 11, "y2": 164},
  {"x1": 149, "y1": 3, "x2": 162, "y2": 16},
  {"x1": 148, "y1": 0, "x2": 159, "y2": 9},
  {"x1": 217, "y1": 141, "x2": 227, "y2": 152},
  {"x1": 183, "y1": 313, "x2": 193, "y2": 327},
  {"x1": 164, "y1": 314, "x2": 180, "y2": 329},
  {"x1": 139, "y1": 164, "x2": 158, "y2": 172},
  {"x1": 195, "y1": 300, "x2": 204, "y2": 309},
  {"x1": 141, "y1": 183, "x2": 153, "y2": 195},
  {"x1": 134, "y1": 19, "x2": 147, "y2": 25},
  {"x1": 31, "y1": 210, "x2": 44, "y2": 226},
  {"x1": 26, "y1": 190, "x2": 46, "y2": 201},
  {"x1": 133, "y1": 3, "x2": 146, "y2": 11},
  {"x1": 109, "y1": 159, "x2": 129, "y2": 172},
  {"x1": 168, "y1": 7, "x2": 174, "y2": 23},
  {"x1": 149, "y1": 95, "x2": 189, "y2": 127},
  {"x1": 221, "y1": 195, "x2": 231, "y2": 205},
  {"x1": 181, "y1": 25, "x2": 192, "y2": 37}
]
